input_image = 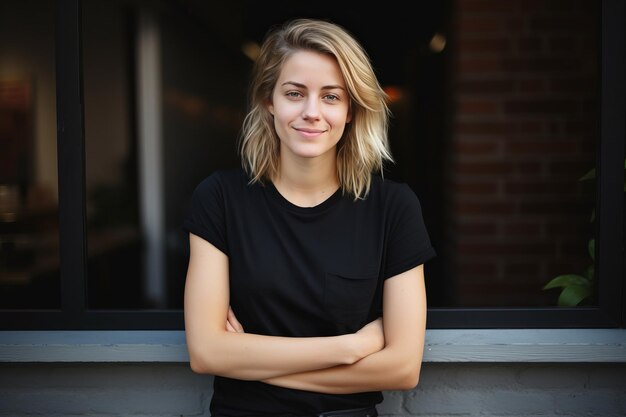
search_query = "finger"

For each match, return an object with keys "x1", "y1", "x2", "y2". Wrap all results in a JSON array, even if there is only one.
[
  {"x1": 226, "y1": 320, "x2": 237, "y2": 333},
  {"x1": 228, "y1": 307, "x2": 245, "y2": 332}
]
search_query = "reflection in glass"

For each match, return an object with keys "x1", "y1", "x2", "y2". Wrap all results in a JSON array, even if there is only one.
[
  {"x1": 0, "y1": 0, "x2": 60, "y2": 309},
  {"x1": 83, "y1": 0, "x2": 247, "y2": 309},
  {"x1": 440, "y1": 0, "x2": 600, "y2": 307},
  {"x1": 81, "y1": 0, "x2": 601, "y2": 310}
]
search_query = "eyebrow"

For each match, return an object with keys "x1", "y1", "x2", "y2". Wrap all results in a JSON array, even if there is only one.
[{"x1": 281, "y1": 81, "x2": 345, "y2": 91}]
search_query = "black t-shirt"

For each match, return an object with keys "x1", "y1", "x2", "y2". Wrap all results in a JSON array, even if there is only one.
[{"x1": 182, "y1": 167, "x2": 436, "y2": 416}]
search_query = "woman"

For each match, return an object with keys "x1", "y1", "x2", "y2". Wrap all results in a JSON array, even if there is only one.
[{"x1": 182, "y1": 17, "x2": 436, "y2": 417}]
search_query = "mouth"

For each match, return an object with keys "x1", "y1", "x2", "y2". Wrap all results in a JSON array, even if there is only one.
[{"x1": 293, "y1": 127, "x2": 327, "y2": 138}]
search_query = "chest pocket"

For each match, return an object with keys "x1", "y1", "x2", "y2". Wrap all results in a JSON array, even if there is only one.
[{"x1": 324, "y1": 271, "x2": 379, "y2": 331}]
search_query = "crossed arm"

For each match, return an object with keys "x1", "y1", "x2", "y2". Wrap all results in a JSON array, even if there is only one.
[{"x1": 184, "y1": 233, "x2": 427, "y2": 392}]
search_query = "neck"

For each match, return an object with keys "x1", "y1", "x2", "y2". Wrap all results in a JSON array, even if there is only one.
[{"x1": 273, "y1": 151, "x2": 339, "y2": 207}]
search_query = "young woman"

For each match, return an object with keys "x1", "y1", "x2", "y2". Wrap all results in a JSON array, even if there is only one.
[{"x1": 182, "y1": 18, "x2": 437, "y2": 417}]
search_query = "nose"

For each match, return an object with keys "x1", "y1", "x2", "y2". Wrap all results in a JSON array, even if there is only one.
[{"x1": 301, "y1": 97, "x2": 320, "y2": 120}]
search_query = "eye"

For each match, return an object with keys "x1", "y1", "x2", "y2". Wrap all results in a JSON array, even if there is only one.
[
  {"x1": 286, "y1": 91, "x2": 303, "y2": 99},
  {"x1": 323, "y1": 94, "x2": 340, "y2": 102}
]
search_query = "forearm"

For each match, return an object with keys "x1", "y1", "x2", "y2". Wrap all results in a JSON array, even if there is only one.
[
  {"x1": 262, "y1": 265, "x2": 428, "y2": 394},
  {"x1": 188, "y1": 330, "x2": 367, "y2": 381},
  {"x1": 186, "y1": 236, "x2": 382, "y2": 381},
  {"x1": 262, "y1": 344, "x2": 422, "y2": 394}
]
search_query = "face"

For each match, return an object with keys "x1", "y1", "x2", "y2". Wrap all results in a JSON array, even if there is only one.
[{"x1": 268, "y1": 50, "x2": 351, "y2": 163}]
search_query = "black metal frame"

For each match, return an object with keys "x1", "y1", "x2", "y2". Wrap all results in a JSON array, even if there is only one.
[{"x1": 0, "y1": 0, "x2": 623, "y2": 329}]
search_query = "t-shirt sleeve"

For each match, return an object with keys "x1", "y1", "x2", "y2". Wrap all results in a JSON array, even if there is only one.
[
  {"x1": 180, "y1": 173, "x2": 229, "y2": 255},
  {"x1": 384, "y1": 183, "x2": 436, "y2": 279}
]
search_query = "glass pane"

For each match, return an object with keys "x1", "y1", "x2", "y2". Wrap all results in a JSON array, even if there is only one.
[
  {"x1": 83, "y1": 0, "x2": 247, "y2": 309},
  {"x1": 0, "y1": 0, "x2": 60, "y2": 309},
  {"x1": 236, "y1": 0, "x2": 601, "y2": 309},
  {"x1": 432, "y1": 0, "x2": 600, "y2": 307},
  {"x1": 82, "y1": 0, "x2": 144, "y2": 309},
  {"x1": 82, "y1": 0, "x2": 601, "y2": 310}
]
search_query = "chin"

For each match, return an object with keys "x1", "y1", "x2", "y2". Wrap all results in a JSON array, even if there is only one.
[{"x1": 286, "y1": 144, "x2": 335, "y2": 160}]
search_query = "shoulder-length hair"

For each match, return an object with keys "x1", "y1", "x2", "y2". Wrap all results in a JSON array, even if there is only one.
[{"x1": 239, "y1": 18, "x2": 393, "y2": 199}]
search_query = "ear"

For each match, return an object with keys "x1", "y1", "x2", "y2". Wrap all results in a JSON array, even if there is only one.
[
  {"x1": 346, "y1": 103, "x2": 352, "y2": 123},
  {"x1": 267, "y1": 99, "x2": 274, "y2": 116}
]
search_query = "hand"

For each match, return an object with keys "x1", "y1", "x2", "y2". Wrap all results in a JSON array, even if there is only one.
[
  {"x1": 226, "y1": 306, "x2": 245, "y2": 333},
  {"x1": 354, "y1": 317, "x2": 385, "y2": 359}
]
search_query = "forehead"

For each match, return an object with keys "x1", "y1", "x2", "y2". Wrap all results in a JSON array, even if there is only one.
[{"x1": 277, "y1": 50, "x2": 346, "y2": 88}]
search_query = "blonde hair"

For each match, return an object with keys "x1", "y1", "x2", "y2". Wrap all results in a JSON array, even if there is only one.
[{"x1": 239, "y1": 18, "x2": 393, "y2": 199}]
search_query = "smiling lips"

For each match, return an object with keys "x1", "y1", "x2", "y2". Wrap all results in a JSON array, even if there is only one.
[{"x1": 293, "y1": 127, "x2": 327, "y2": 138}]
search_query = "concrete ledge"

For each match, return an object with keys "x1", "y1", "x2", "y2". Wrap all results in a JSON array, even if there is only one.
[{"x1": 0, "y1": 329, "x2": 625, "y2": 363}]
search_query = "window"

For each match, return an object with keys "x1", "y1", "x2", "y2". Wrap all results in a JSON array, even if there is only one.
[
  {"x1": 0, "y1": 0, "x2": 60, "y2": 310},
  {"x1": 1, "y1": 0, "x2": 623, "y2": 329}
]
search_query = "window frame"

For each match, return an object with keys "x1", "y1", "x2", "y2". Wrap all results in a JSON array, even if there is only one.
[{"x1": 0, "y1": 0, "x2": 623, "y2": 330}]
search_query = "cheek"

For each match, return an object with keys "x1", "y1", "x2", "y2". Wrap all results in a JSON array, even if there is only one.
[
  {"x1": 273, "y1": 101, "x2": 299, "y2": 122},
  {"x1": 327, "y1": 107, "x2": 351, "y2": 126},
  {"x1": 273, "y1": 109, "x2": 292, "y2": 128}
]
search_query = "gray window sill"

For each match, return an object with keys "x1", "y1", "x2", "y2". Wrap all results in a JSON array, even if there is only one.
[{"x1": 0, "y1": 329, "x2": 625, "y2": 363}]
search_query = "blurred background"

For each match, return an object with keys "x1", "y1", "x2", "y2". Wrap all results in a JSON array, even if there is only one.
[{"x1": 0, "y1": 0, "x2": 603, "y2": 311}]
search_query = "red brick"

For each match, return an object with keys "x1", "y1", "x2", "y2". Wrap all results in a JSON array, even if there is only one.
[
  {"x1": 456, "y1": 79, "x2": 515, "y2": 94},
  {"x1": 505, "y1": 180, "x2": 577, "y2": 194},
  {"x1": 458, "y1": 262, "x2": 498, "y2": 274},
  {"x1": 550, "y1": 77, "x2": 597, "y2": 93},
  {"x1": 545, "y1": 120, "x2": 564, "y2": 135},
  {"x1": 503, "y1": 222, "x2": 542, "y2": 234},
  {"x1": 517, "y1": 161, "x2": 544, "y2": 174},
  {"x1": 506, "y1": 17, "x2": 524, "y2": 32},
  {"x1": 506, "y1": 140, "x2": 579, "y2": 154},
  {"x1": 504, "y1": 99, "x2": 579, "y2": 114},
  {"x1": 459, "y1": 37, "x2": 512, "y2": 54},
  {"x1": 516, "y1": 79, "x2": 547, "y2": 93},
  {"x1": 501, "y1": 57, "x2": 579, "y2": 72},
  {"x1": 564, "y1": 119, "x2": 596, "y2": 136},
  {"x1": 455, "y1": 121, "x2": 511, "y2": 135},
  {"x1": 518, "y1": 121, "x2": 545, "y2": 134},
  {"x1": 546, "y1": 221, "x2": 593, "y2": 235},
  {"x1": 457, "y1": 0, "x2": 514, "y2": 12},
  {"x1": 458, "y1": 57, "x2": 501, "y2": 73},
  {"x1": 543, "y1": 0, "x2": 585, "y2": 12},
  {"x1": 457, "y1": 98, "x2": 501, "y2": 114},
  {"x1": 454, "y1": 141, "x2": 500, "y2": 156},
  {"x1": 530, "y1": 16, "x2": 593, "y2": 32},
  {"x1": 549, "y1": 160, "x2": 594, "y2": 175},
  {"x1": 504, "y1": 262, "x2": 541, "y2": 274},
  {"x1": 454, "y1": 180, "x2": 499, "y2": 194},
  {"x1": 546, "y1": 261, "x2": 591, "y2": 276},
  {"x1": 457, "y1": 16, "x2": 504, "y2": 33},
  {"x1": 519, "y1": 0, "x2": 548, "y2": 13},
  {"x1": 519, "y1": 200, "x2": 589, "y2": 215},
  {"x1": 457, "y1": 223, "x2": 499, "y2": 237},
  {"x1": 561, "y1": 241, "x2": 595, "y2": 257},
  {"x1": 456, "y1": 161, "x2": 512, "y2": 175},
  {"x1": 517, "y1": 37, "x2": 544, "y2": 52},
  {"x1": 458, "y1": 242, "x2": 553, "y2": 255},
  {"x1": 579, "y1": 36, "x2": 600, "y2": 55},
  {"x1": 455, "y1": 201, "x2": 517, "y2": 214},
  {"x1": 548, "y1": 36, "x2": 579, "y2": 53}
]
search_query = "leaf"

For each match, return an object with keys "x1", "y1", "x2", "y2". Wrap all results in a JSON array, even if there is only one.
[
  {"x1": 588, "y1": 238, "x2": 595, "y2": 261},
  {"x1": 579, "y1": 168, "x2": 595, "y2": 181},
  {"x1": 543, "y1": 274, "x2": 590, "y2": 290},
  {"x1": 584, "y1": 264, "x2": 595, "y2": 280},
  {"x1": 558, "y1": 285, "x2": 592, "y2": 307}
]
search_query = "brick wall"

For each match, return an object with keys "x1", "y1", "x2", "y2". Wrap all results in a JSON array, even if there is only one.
[
  {"x1": 2, "y1": 362, "x2": 625, "y2": 416},
  {"x1": 448, "y1": 0, "x2": 599, "y2": 306}
]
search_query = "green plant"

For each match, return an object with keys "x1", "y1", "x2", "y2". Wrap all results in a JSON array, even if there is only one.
[{"x1": 542, "y1": 158, "x2": 626, "y2": 306}]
